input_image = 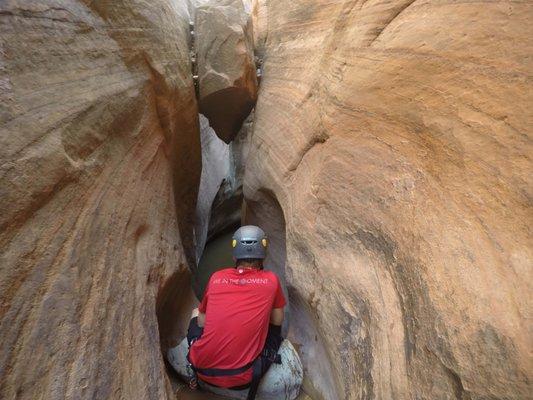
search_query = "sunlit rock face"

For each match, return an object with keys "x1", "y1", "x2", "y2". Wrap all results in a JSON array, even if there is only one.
[
  {"x1": 245, "y1": 0, "x2": 532, "y2": 399},
  {"x1": 195, "y1": 0, "x2": 258, "y2": 143},
  {"x1": 0, "y1": 1, "x2": 199, "y2": 399}
]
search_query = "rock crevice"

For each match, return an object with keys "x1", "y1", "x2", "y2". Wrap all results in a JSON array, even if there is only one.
[{"x1": 194, "y1": 0, "x2": 258, "y2": 143}]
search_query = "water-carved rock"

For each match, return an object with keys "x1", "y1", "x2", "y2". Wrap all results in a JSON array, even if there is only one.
[
  {"x1": 195, "y1": 0, "x2": 257, "y2": 143},
  {"x1": 0, "y1": 1, "x2": 198, "y2": 398},
  {"x1": 244, "y1": 1, "x2": 532, "y2": 399}
]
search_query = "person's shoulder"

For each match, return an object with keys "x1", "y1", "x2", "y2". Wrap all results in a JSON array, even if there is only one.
[{"x1": 262, "y1": 269, "x2": 281, "y2": 282}]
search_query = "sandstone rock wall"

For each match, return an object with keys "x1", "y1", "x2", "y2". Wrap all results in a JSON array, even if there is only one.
[
  {"x1": 2, "y1": 0, "x2": 531, "y2": 399},
  {"x1": 0, "y1": 1, "x2": 199, "y2": 399},
  {"x1": 245, "y1": 0, "x2": 532, "y2": 399}
]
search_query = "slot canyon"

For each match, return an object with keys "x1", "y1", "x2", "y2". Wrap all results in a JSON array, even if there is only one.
[{"x1": 0, "y1": 0, "x2": 531, "y2": 399}]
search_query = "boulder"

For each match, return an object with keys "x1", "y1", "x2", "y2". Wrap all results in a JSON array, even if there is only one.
[
  {"x1": 195, "y1": 0, "x2": 257, "y2": 143},
  {"x1": 244, "y1": 0, "x2": 532, "y2": 399},
  {"x1": 168, "y1": 338, "x2": 303, "y2": 400}
]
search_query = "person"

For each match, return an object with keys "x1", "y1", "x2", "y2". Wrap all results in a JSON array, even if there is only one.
[{"x1": 185, "y1": 225, "x2": 286, "y2": 400}]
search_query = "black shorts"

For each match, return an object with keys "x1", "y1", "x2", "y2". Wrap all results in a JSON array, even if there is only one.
[{"x1": 187, "y1": 316, "x2": 204, "y2": 346}]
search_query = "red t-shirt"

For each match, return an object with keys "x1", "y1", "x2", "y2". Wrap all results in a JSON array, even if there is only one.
[{"x1": 189, "y1": 267, "x2": 286, "y2": 388}]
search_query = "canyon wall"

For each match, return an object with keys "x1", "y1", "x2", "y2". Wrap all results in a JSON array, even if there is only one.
[
  {"x1": 1, "y1": 0, "x2": 531, "y2": 399},
  {"x1": 0, "y1": 1, "x2": 199, "y2": 399},
  {"x1": 245, "y1": 0, "x2": 532, "y2": 399}
]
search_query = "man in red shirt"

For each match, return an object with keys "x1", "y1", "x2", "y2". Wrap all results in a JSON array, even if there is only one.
[{"x1": 186, "y1": 225, "x2": 286, "y2": 399}]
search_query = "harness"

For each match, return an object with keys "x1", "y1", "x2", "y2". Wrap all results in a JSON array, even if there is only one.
[{"x1": 186, "y1": 345, "x2": 281, "y2": 400}]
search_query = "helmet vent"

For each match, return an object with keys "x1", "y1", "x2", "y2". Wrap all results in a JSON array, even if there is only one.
[{"x1": 242, "y1": 240, "x2": 257, "y2": 244}]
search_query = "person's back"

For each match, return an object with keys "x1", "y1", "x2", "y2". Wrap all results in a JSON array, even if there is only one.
[
  {"x1": 189, "y1": 266, "x2": 285, "y2": 387},
  {"x1": 185, "y1": 225, "x2": 286, "y2": 399}
]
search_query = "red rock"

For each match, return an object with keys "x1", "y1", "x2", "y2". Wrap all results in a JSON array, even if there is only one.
[
  {"x1": 244, "y1": 0, "x2": 532, "y2": 399},
  {"x1": 0, "y1": 1, "x2": 199, "y2": 398}
]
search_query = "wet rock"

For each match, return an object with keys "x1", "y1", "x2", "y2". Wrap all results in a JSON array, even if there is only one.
[
  {"x1": 194, "y1": 0, "x2": 257, "y2": 143},
  {"x1": 168, "y1": 338, "x2": 303, "y2": 400},
  {"x1": 0, "y1": 1, "x2": 198, "y2": 399},
  {"x1": 244, "y1": 1, "x2": 532, "y2": 399}
]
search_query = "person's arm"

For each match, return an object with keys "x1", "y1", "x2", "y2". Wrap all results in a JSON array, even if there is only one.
[
  {"x1": 263, "y1": 276, "x2": 287, "y2": 358},
  {"x1": 196, "y1": 278, "x2": 211, "y2": 328},
  {"x1": 270, "y1": 275, "x2": 286, "y2": 327},
  {"x1": 197, "y1": 312, "x2": 206, "y2": 328},
  {"x1": 265, "y1": 307, "x2": 284, "y2": 362},
  {"x1": 270, "y1": 307, "x2": 284, "y2": 326}
]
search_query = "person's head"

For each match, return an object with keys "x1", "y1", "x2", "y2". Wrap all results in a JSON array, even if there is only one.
[{"x1": 231, "y1": 225, "x2": 268, "y2": 268}]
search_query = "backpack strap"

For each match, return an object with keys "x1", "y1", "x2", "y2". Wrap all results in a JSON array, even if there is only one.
[
  {"x1": 245, "y1": 345, "x2": 283, "y2": 400},
  {"x1": 185, "y1": 321, "x2": 284, "y2": 399},
  {"x1": 187, "y1": 354, "x2": 255, "y2": 377},
  {"x1": 245, "y1": 357, "x2": 264, "y2": 400}
]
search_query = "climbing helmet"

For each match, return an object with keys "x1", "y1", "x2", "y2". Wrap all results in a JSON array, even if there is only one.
[{"x1": 231, "y1": 225, "x2": 268, "y2": 260}]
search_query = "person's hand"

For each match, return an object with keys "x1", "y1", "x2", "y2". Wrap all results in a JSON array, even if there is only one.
[{"x1": 188, "y1": 375, "x2": 198, "y2": 390}]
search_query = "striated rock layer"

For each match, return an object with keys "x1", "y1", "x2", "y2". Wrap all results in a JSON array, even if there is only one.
[
  {"x1": 0, "y1": 1, "x2": 199, "y2": 399},
  {"x1": 245, "y1": 0, "x2": 532, "y2": 399}
]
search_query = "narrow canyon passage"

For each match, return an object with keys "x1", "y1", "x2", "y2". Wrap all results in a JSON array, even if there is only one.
[
  {"x1": 0, "y1": 0, "x2": 530, "y2": 400},
  {"x1": 161, "y1": 215, "x2": 336, "y2": 400}
]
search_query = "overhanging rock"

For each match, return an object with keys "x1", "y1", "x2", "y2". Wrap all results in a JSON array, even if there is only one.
[{"x1": 194, "y1": 0, "x2": 258, "y2": 143}]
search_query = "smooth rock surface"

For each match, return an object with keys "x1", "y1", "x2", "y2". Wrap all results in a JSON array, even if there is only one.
[
  {"x1": 194, "y1": 111, "x2": 251, "y2": 262},
  {"x1": 195, "y1": 0, "x2": 257, "y2": 143},
  {"x1": 244, "y1": 0, "x2": 532, "y2": 399},
  {"x1": 206, "y1": 111, "x2": 253, "y2": 241},
  {"x1": 168, "y1": 338, "x2": 303, "y2": 400},
  {"x1": 194, "y1": 114, "x2": 232, "y2": 262},
  {"x1": 0, "y1": 1, "x2": 199, "y2": 399}
]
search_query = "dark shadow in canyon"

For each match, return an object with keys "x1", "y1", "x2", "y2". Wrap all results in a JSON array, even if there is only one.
[
  {"x1": 156, "y1": 268, "x2": 196, "y2": 356},
  {"x1": 193, "y1": 225, "x2": 240, "y2": 299}
]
